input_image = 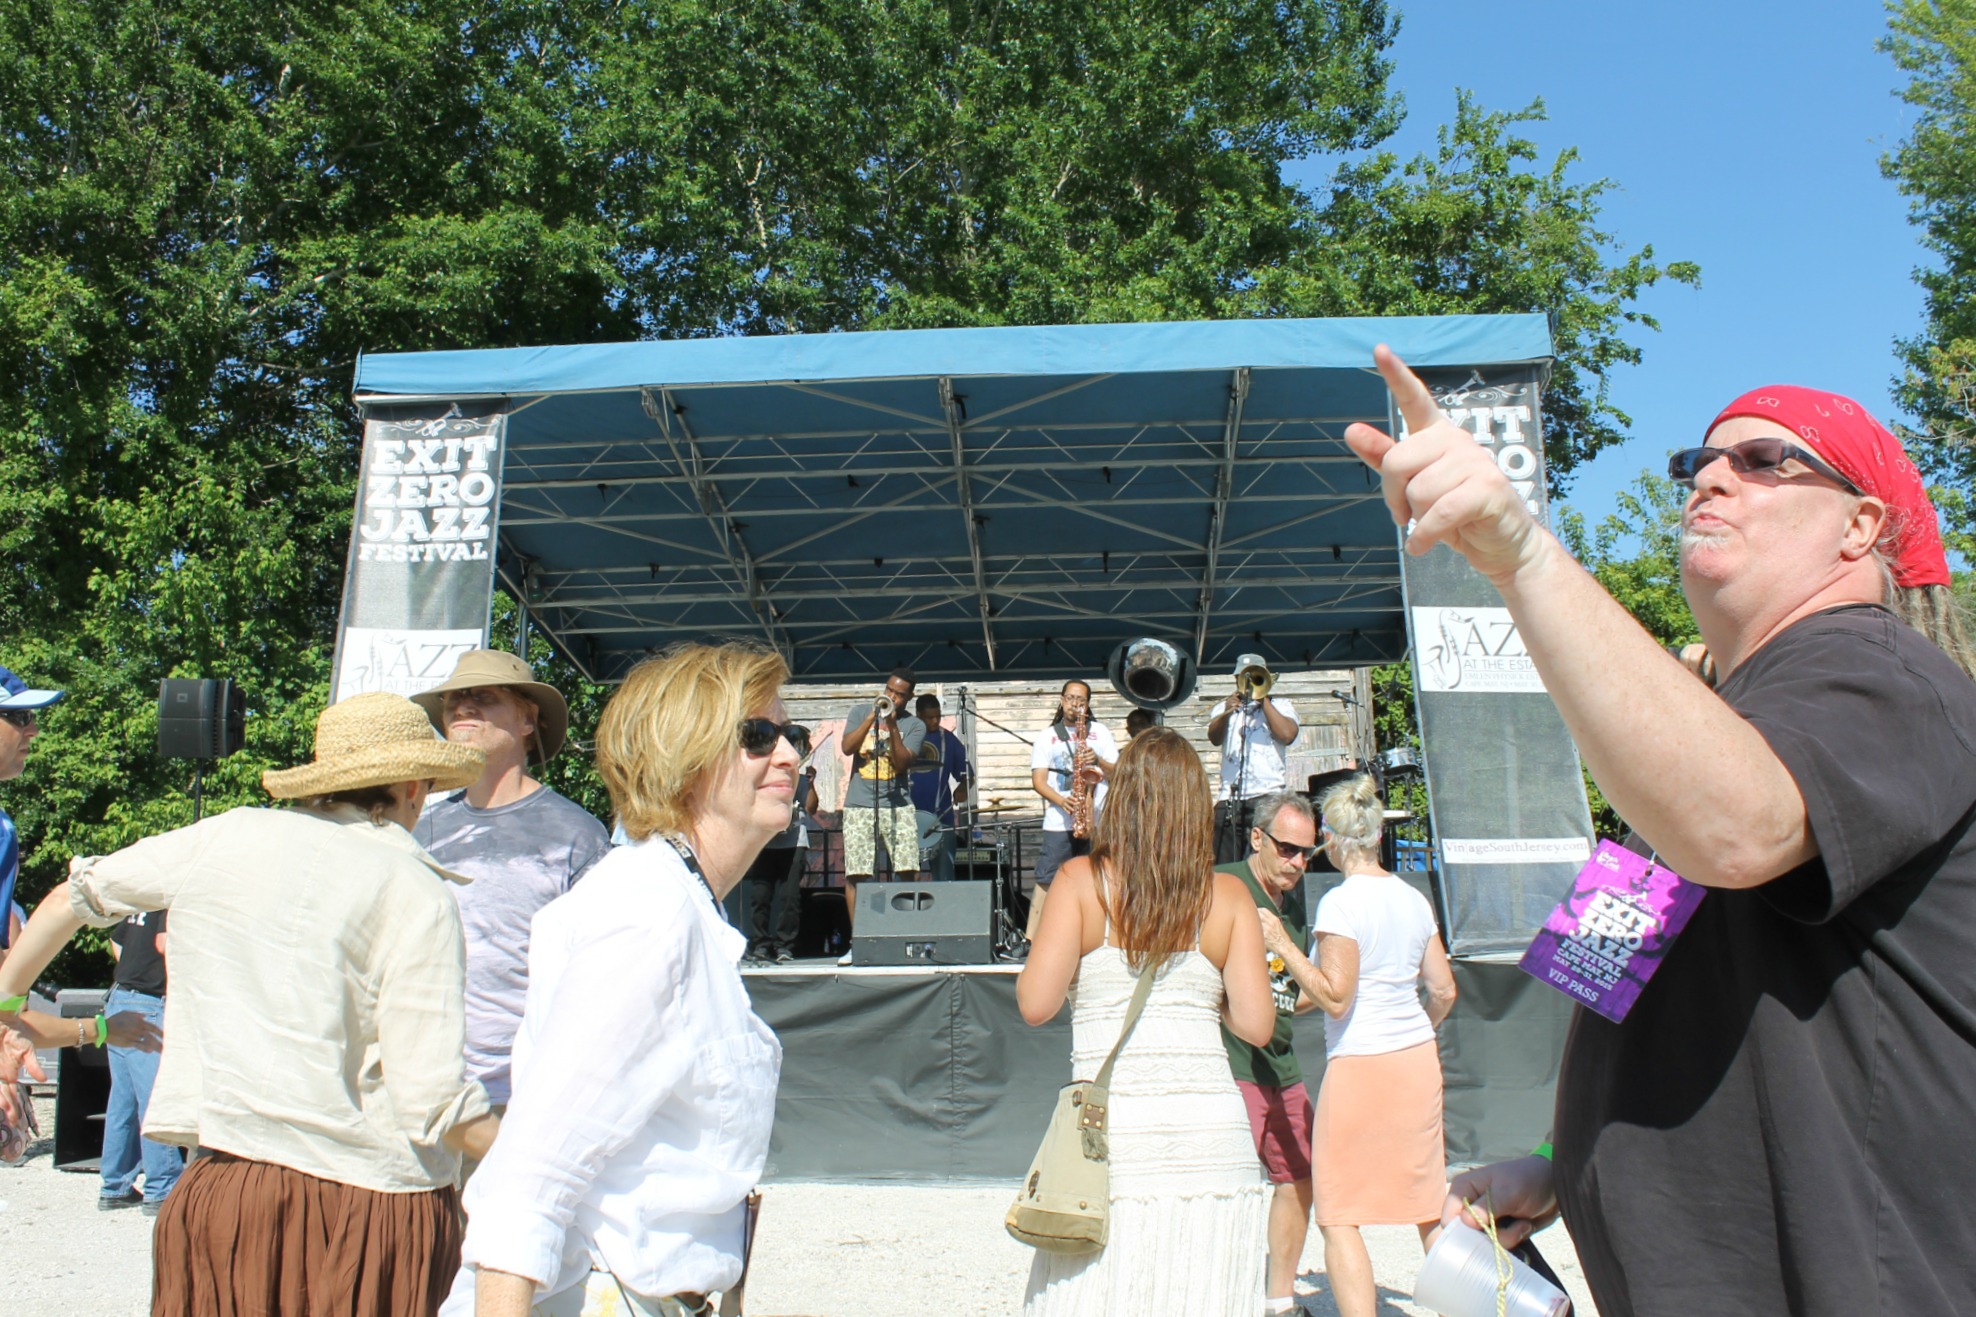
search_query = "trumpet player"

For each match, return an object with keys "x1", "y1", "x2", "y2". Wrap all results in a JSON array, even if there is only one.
[
  {"x1": 838, "y1": 668, "x2": 926, "y2": 966},
  {"x1": 1024, "y1": 680, "x2": 1119, "y2": 945},
  {"x1": 1208, "y1": 653, "x2": 1301, "y2": 862}
]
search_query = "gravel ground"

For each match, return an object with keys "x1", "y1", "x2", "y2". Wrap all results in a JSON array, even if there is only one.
[{"x1": 11, "y1": 1092, "x2": 1595, "y2": 1316}]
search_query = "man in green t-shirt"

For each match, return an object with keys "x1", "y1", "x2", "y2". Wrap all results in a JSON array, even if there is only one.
[{"x1": 1219, "y1": 788, "x2": 1321, "y2": 1316}]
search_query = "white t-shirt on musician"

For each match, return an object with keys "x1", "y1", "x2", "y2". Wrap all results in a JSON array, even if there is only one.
[
  {"x1": 1030, "y1": 721, "x2": 1119, "y2": 833},
  {"x1": 1311, "y1": 872, "x2": 1438, "y2": 1059},
  {"x1": 1215, "y1": 697, "x2": 1299, "y2": 799}
]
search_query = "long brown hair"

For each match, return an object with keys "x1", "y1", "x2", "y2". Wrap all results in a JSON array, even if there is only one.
[{"x1": 1089, "y1": 726, "x2": 1214, "y2": 972}]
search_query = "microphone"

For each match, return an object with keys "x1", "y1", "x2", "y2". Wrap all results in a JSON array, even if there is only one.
[{"x1": 1328, "y1": 689, "x2": 1360, "y2": 707}]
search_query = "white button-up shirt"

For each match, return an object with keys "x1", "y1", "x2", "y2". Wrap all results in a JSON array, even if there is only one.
[
  {"x1": 1216, "y1": 696, "x2": 1300, "y2": 799},
  {"x1": 458, "y1": 836, "x2": 783, "y2": 1303}
]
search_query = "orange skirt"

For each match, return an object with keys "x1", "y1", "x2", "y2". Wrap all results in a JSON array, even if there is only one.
[
  {"x1": 152, "y1": 1151, "x2": 462, "y2": 1317},
  {"x1": 1310, "y1": 1039, "x2": 1446, "y2": 1226}
]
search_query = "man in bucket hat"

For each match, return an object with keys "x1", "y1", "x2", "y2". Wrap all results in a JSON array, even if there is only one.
[
  {"x1": 411, "y1": 650, "x2": 609, "y2": 1112},
  {"x1": 0, "y1": 691, "x2": 498, "y2": 1310}
]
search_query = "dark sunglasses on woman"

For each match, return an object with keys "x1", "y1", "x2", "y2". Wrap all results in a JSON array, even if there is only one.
[
  {"x1": 736, "y1": 718, "x2": 807, "y2": 757},
  {"x1": 1666, "y1": 438, "x2": 1861, "y2": 495}
]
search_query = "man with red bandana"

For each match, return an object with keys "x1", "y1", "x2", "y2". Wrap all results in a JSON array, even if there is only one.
[{"x1": 1346, "y1": 349, "x2": 1976, "y2": 1316}]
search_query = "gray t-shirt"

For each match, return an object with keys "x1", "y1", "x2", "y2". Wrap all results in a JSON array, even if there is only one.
[
  {"x1": 842, "y1": 702, "x2": 925, "y2": 809},
  {"x1": 413, "y1": 785, "x2": 611, "y2": 1104}
]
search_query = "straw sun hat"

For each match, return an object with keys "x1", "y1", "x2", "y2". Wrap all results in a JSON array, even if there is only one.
[{"x1": 262, "y1": 692, "x2": 487, "y2": 800}]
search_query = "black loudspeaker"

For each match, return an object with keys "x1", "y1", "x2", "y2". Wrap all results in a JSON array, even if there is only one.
[
  {"x1": 796, "y1": 888, "x2": 850, "y2": 960},
  {"x1": 53, "y1": 988, "x2": 109, "y2": 1172},
  {"x1": 852, "y1": 881, "x2": 993, "y2": 966},
  {"x1": 157, "y1": 679, "x2": 246, "y2": 760}
]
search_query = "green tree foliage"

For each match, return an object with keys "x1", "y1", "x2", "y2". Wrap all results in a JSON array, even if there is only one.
[
  {"x1": 0, "y1": 0, "x2": 1690, "y2": 983},
  {"x1": 1883, "y1": 0, "x2": 1976, "y2": 526},
  {"x1": 1271, "y1": 95, "x2": 1699, "y2": 488}
]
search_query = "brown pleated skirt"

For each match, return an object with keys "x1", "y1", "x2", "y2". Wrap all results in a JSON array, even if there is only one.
[{"x1": 152, "y1": 1151, "x2": 462, "y2": 1317}]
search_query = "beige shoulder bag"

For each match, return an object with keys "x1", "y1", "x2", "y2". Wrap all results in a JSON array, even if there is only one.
[{"x1": 1004, "y1": 960, "x2": 1158, "y2": 1254}]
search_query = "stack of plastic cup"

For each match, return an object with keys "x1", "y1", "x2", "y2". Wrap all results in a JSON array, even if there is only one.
[{"x1": 1412, "y1": 1220, "x2": 1570, "y2": 1317}]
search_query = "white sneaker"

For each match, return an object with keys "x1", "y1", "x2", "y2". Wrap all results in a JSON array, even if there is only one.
[{"x1": 836, "y1": 947, "x2": 855, "y2": 967}]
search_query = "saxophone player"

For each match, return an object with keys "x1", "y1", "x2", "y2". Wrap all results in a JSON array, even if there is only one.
[
  {"x1": 1207, "y1": 654, "x2": 1301, "y2": 862},
  {"x1": 1024, "y1": 680, "x2": 1119, "y2": 946}
]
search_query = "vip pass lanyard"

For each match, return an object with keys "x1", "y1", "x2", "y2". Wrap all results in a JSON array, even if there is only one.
[{"x1": 662, "y1": 835, "x2": 723, "y2": 914}]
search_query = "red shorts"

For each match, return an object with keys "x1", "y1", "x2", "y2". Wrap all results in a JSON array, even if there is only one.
[{"x1": 1237, "y1": 1079, "x2": 1315, "y2": 1184}]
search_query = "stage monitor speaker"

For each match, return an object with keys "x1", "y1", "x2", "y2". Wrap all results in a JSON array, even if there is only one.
[
  {"x1": 852, "y1": 881, "x2": 993, "y2": 966},
  {"x1": 158, "y1": 679, "x2": 246, "y2": 760}
]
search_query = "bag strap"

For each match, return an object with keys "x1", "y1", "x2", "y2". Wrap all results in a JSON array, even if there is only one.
[{"x1": 1092, "y1": 960, "x2": 1158, "y2": 1092}]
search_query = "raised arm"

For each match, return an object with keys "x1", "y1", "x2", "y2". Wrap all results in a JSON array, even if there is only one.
[
  {"x1": 1260, "y1": 699, "x2": 1298, "y2": 745},
  {"x1": 1345, "y1": 345, "x2": 1815, "y2": 889}
]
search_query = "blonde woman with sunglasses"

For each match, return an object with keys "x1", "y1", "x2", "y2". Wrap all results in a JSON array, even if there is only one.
[{"x1": 456, "y1": 642, "x2": 794, "y2": 1317}]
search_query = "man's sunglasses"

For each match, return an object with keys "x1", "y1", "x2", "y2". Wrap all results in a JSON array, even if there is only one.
[
  {"x1": 0, "y1": 709, "x2": 37, "y2": 731},
  {"x1": 1667, "y1": 438, "x2": 1861, "y2": 495},
  {"x1": 1259, "y1": 827, "x2": 1319, "y2": 864},
  {"x1": 737, "y1": 718, "x2": 808, "y2": 757}
]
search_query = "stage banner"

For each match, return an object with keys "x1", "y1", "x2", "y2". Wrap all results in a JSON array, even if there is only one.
[
  {"x1": 1396, "y1": 366, "x2": 1596, "y2": 959},
  {"x1": 330, "y1": 404, "x2": 507, "y2": 701}
]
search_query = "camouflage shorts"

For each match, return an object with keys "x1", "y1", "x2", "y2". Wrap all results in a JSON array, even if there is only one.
[{"x1": 840, "y1": 803, "x2": 923, "y2": 878}]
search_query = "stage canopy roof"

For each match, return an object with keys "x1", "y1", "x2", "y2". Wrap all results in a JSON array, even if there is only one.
[{"x1": 354, "y1": 315, "x2": 1553, "y2": 683}]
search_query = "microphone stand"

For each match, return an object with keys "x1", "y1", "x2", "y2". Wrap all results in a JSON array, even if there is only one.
[
  {"x1": 956, "y1": 686, "x2": 1036, "y2": 961},
  {"x1": 1216, "y1": 694, "x2": 1258, "y2": 862}
]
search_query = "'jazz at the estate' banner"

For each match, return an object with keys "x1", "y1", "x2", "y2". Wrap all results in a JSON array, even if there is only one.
[
  {"x1": 331, "y1": 404, "x2": 507, "y2": 701},
  {"x1": 1396, "y1": 367, "x2": 1597, "y2": 959}
]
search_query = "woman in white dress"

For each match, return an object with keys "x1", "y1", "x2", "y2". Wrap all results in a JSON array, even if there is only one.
[{"x1": 1017, "y1": 726, "x2": 1277, "y2": 1316}]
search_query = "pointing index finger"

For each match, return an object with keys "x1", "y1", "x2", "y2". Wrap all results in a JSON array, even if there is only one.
[{"x1": 1372, "y1": 343, "x2": 1445, "y2": 440}]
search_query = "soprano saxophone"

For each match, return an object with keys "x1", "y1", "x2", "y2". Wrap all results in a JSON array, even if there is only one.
[{"x1": 1068, "y1": 714, "x2": 1097, "y2": 839}]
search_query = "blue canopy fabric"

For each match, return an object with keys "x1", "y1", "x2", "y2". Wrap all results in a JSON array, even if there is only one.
[{"x1": 353, "y1": 315, "x2": 1553, "y2": 683}]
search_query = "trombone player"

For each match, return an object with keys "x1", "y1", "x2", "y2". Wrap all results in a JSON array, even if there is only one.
[{"x1": 1207, "y1": 653, "x2": 1301, "y2": 862}]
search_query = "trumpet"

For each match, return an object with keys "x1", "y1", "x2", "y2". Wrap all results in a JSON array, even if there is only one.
[
  {"x1": 872, "y1": 695, "x2": 895, "y2": 719},
  {"x1": 1236, "y1": 662, "x2": 1275, "y2": 704}
]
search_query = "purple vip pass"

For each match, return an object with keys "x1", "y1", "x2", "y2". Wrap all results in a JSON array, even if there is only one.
[{"x1": 1518, "y1": 839, "x2": 1705, "y2": 1022}]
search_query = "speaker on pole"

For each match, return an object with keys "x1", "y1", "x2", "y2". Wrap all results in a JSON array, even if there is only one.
[{"x1": 157, "y1": 680, "x2": 247, "y2": 761}]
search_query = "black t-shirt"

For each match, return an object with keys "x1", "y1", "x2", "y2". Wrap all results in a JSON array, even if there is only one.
[
  {"x1": 111, "y1": 909, "x2": 168, "y2": 996},
  {"x1": 1555, "y1": 605, "x2": 1976, "y2": 1316}
]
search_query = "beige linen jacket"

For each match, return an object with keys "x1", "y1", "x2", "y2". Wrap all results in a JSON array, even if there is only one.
[{"x1": 68, "y1": 803, "x2": 491, "y2": 1192}]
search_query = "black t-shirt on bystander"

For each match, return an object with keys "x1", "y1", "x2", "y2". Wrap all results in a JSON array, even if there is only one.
[
  {"x1": 1555, "y1": 605, "x2": 1976, "y2": 1316},
  {"x1": 111, "y1": 909, "x2": 168, "y2": 996}
]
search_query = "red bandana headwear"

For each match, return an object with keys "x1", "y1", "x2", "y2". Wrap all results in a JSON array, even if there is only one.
[{"x1": 1706, "y1": 385, "x2": 1951, "y2": 589}]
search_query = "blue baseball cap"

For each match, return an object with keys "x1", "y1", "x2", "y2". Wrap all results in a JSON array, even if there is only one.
[{"x1": 0, "y1": 666, "x2": 63, "y2": 711}]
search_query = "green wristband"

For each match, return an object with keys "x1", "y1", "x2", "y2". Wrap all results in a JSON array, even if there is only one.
[
  {"x1": 0, "y1": 994, "x2": 24, "y2": 1013},
  {"x1": 93, "y1": 1013, "x2": 107, "y2": 1047},
  {"x1": 1530, "y1": 1141, "x2": 1554, "y2": 1161}
]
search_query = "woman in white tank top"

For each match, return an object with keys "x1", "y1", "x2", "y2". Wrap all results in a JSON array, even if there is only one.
[{"x1": 1015, "y1": 727, "x2": 1277, "y2": 1315}]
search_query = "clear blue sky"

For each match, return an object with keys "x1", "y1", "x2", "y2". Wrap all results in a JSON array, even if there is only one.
[{"x1": 1291, "y1": 0, "x2": 1929, "y2": 531}]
